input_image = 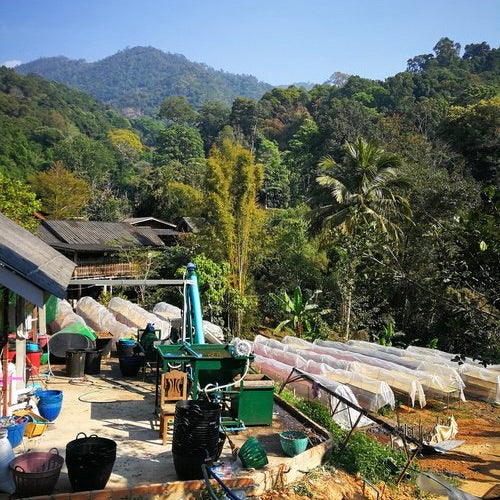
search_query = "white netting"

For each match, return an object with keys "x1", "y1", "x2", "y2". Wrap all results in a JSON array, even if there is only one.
[
  {"x1": 316, "y1": 339, "x2": 464, "y2": 401},
  {"x1": 458, "y1": 364, "x2": 500, "y2": 403},
  {"x1": 253, "y1": 342, "x2": 308, "y2": 370},
  {"x1": 283, "y1": 337, "x2": 426, "y2": 407},
  {"x1": 305, "y1": 360, "x2": 395, "y2": 411},
  {"x1": 253, "y1": 355, "x2": 371, "y2": 429},
  {"x1": 153, "y1": 302, "x2": 183, "y2": 329},
  {"x1": 108, "y1": 297, "x2": 171, "y2": 340},
  {"x1": 203, "y1": 320, "x2": 225, "y2": 344},
  {"x1": 76, "y1": 296, "x2": 136, "y2": 347},
  {"x1": 254, "y1": 337, "x2": 395, "y2": 411},
  {"x1": 49, "y1": 299, "x2": 87, "y2": 333},
  {"x1": 346, "y1": 340, "x2": 465, "y2": 400}
]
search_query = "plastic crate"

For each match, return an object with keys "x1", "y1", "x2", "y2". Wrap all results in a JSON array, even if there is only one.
[{"x1": 13, "y1": 410, "x2": 49, "y2": 438}]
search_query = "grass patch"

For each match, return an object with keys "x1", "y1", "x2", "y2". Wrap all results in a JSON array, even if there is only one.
[{"x1": 279, "y1": 388, "x2": 416, "y2": 484}]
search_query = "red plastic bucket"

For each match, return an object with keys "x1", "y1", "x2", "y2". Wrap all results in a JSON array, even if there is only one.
[
  {"x1": 26, "y1": 351, "x2": 42, "y2": 375},
  {"x1": 38, "y1": 335, "x2": 48, "y2": 349}
]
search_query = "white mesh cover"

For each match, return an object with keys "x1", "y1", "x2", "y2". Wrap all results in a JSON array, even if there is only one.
[
  {"x1": 346, "y1": 340, "x2": 465, "y2": 400},
  {"x1": 153, "y1": 302, "x2": 183, "y2": 329},
  {"x1": 108, "y1": 297, "x2": 171, "y2": 340},
  {"x1": 49, "y1": 299, "x2": 88, "y2": 333},
  {"x1": 203, "y1": 320, "x2": 225, "y2": 344},
  {"x1": 458, "y1": 364, "x2": 500, "y2": 403},
  {"x1": 317, "y1": 339, "x2": 465, "y2": 401},
  {"x1": 76, "y1": 296, "x2": 135, "y2": 346},
  {"x1": 253, "y1": 355, "x2": 371, "y2": 429},
  {"x1": 305, "y1": 360, "x2": 395, "y2": 411},
  {"x1": 254, "y1": 338, "x2": 395, "y2": 411},
  {"x1": 283, "y1": 337, "x2": 426, "y2": 407}
]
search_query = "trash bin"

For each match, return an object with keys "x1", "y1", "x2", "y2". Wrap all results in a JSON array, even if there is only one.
[
  {"x1": 65, "y1": 350, "x2": 86, "y2": 378},
  {"x1": 84, "y1": 349, "x2": 102, "y2": 375}
]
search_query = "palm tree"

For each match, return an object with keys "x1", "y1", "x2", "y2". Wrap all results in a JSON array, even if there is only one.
[
  {"x1": 316, "y1": 137, "x2": 412, "y2": 338},
  {"x1": 317, "y1": 137, "x2": 412, "y2": 241}
]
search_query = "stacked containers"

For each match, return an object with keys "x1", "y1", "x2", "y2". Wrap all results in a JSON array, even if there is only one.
[
  {"x1": 35, "y1": 390, "x2": 63, "y2": 422},
  {"x1": 117, "y1": 339, "x2": 142, "y2": 377},
  {"x1": 172, "y1": 400, "x2": 223, "y2": 480}
]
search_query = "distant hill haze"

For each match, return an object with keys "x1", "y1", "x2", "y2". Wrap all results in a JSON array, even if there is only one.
[{"x1": 17, "y1": 46, "x2": 273, "y2": 116}]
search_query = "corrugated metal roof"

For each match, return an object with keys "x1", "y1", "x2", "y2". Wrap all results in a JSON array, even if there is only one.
[
  {"x1": 0, "y1": 213, "x2": 76, "y2": 300},
  {"x1": 38, "y1": 220, "x2": 164, "y2": 249},
  {"x1": 124, "y1": 217, "x2": 176, "y2": 228}
]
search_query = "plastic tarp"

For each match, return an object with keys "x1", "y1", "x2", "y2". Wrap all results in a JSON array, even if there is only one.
[
  {"x1": 346, "y1": 340, "x2": 466, "y2": 401},
  {"x1": 253, "y1": 354, "x2": 371, "y2": 429},
  {"x1": 284, "y1": 337, "x2": 427, "y2": 407},
  {"x1": 457, "y1": 364, "x2": 500, "y2": 404},
  {"x1": 76, "y1": 296, "x2": 136, "y2": 347},
  {"x1": 254, "y1": 336, "x2": 394, "y2": 411},
  {"x1": 153, "y1": 302, "x2": 183, "y2": 329},
  {"x1": 49, "y1": 299, "x2": 87, "y2": 333},
  {"x1": 108, "y1": 297, "x2": 171, "y2": 340},
  {"x1": 304, "y1": 360, "x2": 395, "y2": 411},
  {"x1": 317, "y1": 339, "x2": 465, "y2": 401}
]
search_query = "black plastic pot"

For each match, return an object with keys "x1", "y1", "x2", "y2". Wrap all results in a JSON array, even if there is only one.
[
  {"x1": 65, "y1": 349, "x2": 86, "y2": 378},
  {"x1": 95, "y1": 338, "x2": 112, "y2": 358},
  {"x1": 84, "y1": 349, "x2": 102, "y2": 375},
  {"x1": 171, "y1": 400, "x2": 222, "y2": 479},
  {"x1": 118, "y1": 356, "x2": 142, "y2": 377},
  {"x1": 116, "y1": 341, "x2": 137, "y2": 359},
  {"x1": 172, "y1": 449, "x2": 216, "y2": 480}
]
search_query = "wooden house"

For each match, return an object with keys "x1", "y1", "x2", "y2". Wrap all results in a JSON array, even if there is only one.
[
  {"x1": 123, "y1": 217, "x2": 181, "y2": 244},
  {"x1": 37, "y1": 220, "x2": 164, "y2": 280}
]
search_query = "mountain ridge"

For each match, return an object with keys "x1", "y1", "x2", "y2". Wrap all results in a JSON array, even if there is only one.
[{"x1": 16, "y1": 46, "x2": 273, "y2": 115}]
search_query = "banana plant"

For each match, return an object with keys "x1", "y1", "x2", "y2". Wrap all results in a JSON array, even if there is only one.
[{"x1": 269, "y1": 286, "x2": 325, "y2": 338}]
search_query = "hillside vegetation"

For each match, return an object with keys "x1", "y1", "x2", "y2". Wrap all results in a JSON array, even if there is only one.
[
  {"x1": 1, "y1": 38, "x2": 499, "y2": 363},
  {"x1": 17, "y1": 46, "x2": 272, "y2": 115}
]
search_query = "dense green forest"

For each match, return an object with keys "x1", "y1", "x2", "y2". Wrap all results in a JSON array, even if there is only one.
[
  {"x1": 16, "y1": 46, "x2": 272, "y2": 114},
  {"x1": 1, "y1": 38, "x2": 499, "y2": 363}
]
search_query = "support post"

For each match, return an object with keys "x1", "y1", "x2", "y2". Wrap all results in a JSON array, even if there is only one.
[
  {"x1": 396, "y1": 447, "x2": 419, "y2": 485},
  {"x1": 2, "y1": 289, "x2": 9, "y2": 417}
]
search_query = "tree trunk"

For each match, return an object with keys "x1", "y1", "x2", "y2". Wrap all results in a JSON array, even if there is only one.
[{"x1": 341, "y1": 288, "x2": 352, "y2": 340}]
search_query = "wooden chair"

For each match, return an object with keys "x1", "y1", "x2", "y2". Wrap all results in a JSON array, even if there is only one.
[{"x1": 159, "y1": 369, "x2": 188, "y2": 445}]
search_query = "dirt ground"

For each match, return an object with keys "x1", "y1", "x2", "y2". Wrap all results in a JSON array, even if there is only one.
[
  {"x1": 404, "y1": 400, "x2": 499, "y2": 499},
  {"x1": 262, "y1": 398, "x2": 499, "y2": 500}
]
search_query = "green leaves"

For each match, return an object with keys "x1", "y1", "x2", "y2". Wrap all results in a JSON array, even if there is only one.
[
  {"x1": 0, "y1": 173, "x2": 41, "y2": 231},
  {"x1": 269, "y1": 286, "x2": 326, "y2": 338}
]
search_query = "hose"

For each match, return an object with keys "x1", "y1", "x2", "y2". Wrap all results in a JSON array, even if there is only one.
[
  {"x1": 202, "y1": 358, "x2": 250, "y2": 395},
  {"x1": 201, "y1": 464, "x2": 241, "y2": 500}
]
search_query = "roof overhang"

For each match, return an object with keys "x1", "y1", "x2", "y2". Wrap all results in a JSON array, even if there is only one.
[{"x1": 0, "y1": 263, "x2": 48, "y2": 306}]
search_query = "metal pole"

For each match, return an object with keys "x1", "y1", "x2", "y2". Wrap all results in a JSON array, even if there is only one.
[
  {"x1": 2, "y1": 289, "x2": 10, "y2": 416},
  {"x1": 339, "y1": 412, "x2": 363, "y2": 452},
  {"x1": 396, "y1": 447, "x2": 419, "y2": 484}
]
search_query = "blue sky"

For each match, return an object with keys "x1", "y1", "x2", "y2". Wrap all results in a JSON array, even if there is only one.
[{"x1": 1, "y1": 0, "x2": 498, "y2": 85}]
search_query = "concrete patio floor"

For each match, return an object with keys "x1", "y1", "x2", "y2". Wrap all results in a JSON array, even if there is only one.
[{"x1": 10, "y1": 357, "x2": 329, "y2": 498}]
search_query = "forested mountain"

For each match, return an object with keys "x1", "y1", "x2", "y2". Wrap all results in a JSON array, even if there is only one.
[
  {"x1": 1, "y1": 38, "x2": 499, "y2": 363},
  {"x1": 0, "y1": 67, "x2": 130, "y2": 179},
  {"x1": 16, "y1": 46, "x2": 272, "y2": 115}
]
